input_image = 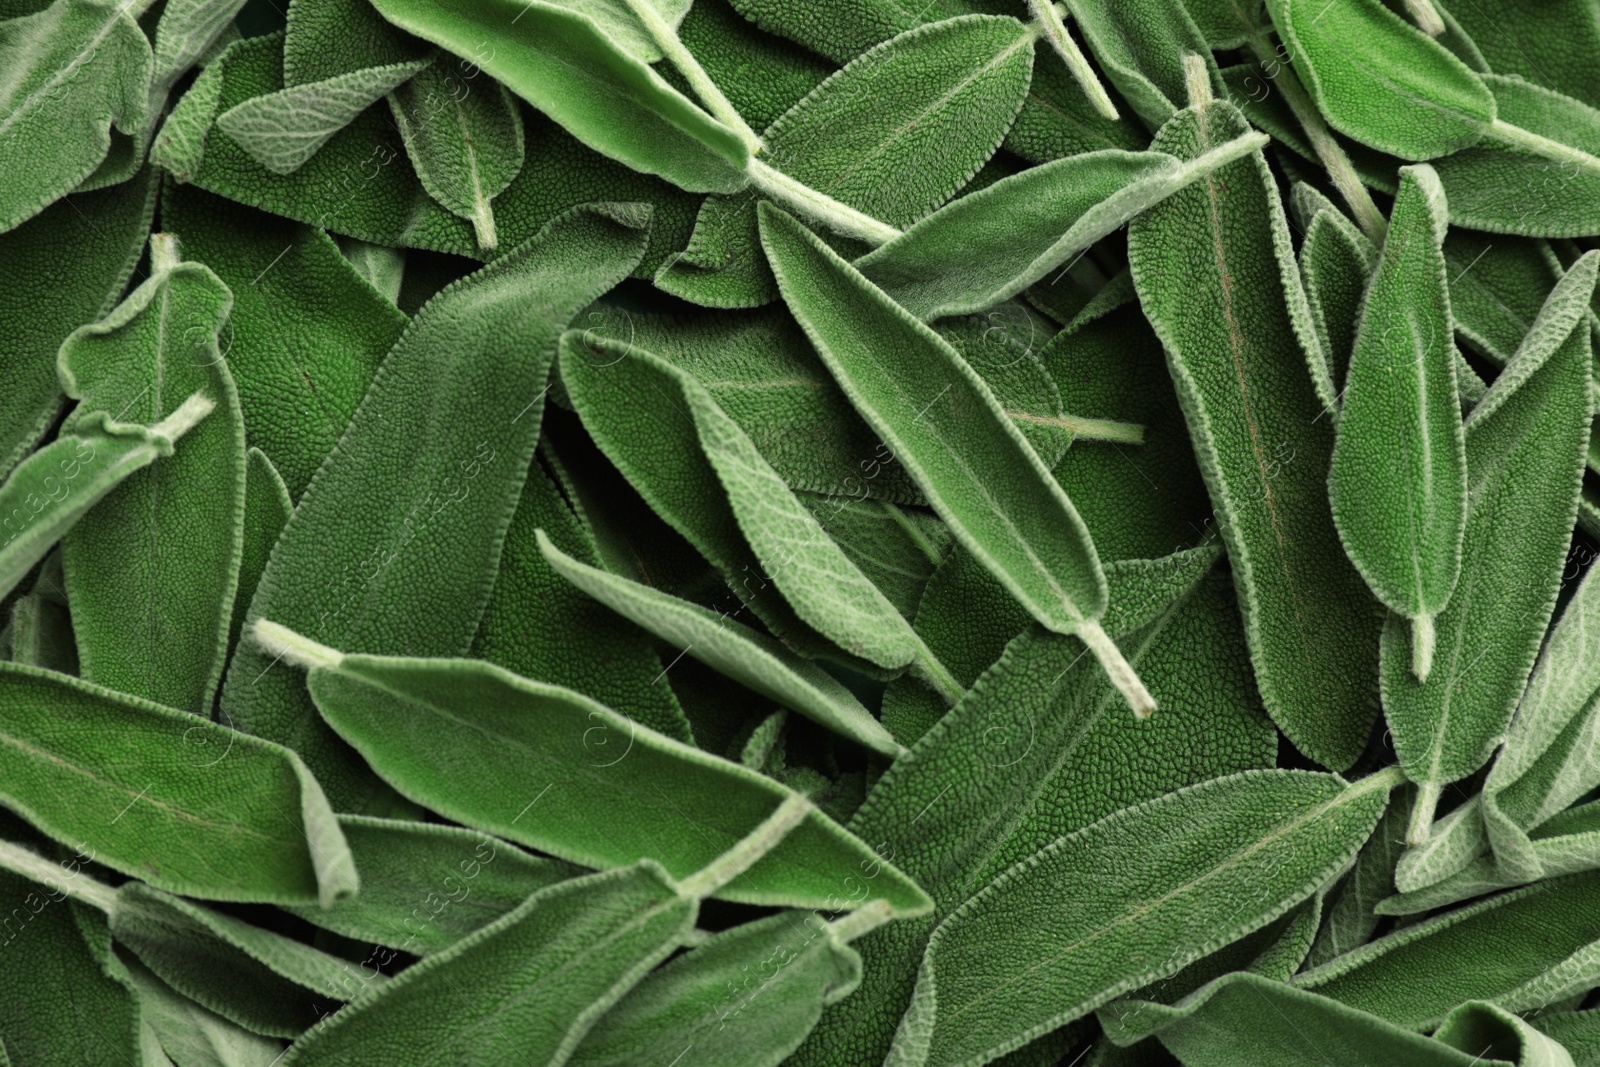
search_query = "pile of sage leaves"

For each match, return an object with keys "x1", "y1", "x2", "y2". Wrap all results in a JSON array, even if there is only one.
[{"x1": 9, "y1": 0, "x2": 1600, "y2": 1062}]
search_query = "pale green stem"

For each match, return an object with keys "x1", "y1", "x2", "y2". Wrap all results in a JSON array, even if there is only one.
[
  {"x1": 829, "y1": 899, "x2": 895, "y2": 943},
  {"x1": 1243, "y1": 34, "x2": 1388, "y2": 245},
  {"x1": 1030, "y1": 1, "x2": 1119, "y2": 121},
  {"x1": 1485, "y1": 119, "x2": 1600, "y2": 183},
  {"x1": 119, "y1": 0, "x2": 160, "y2": 20},
  {"x1": 1077, "y1": 618, "x2": 1157, "y2": 719},
  {"x1": 911, "y1": 638, "x2": 964, "y2": 709},
  {"x1": 677, "y1": 794, "x2": 812, "y2": 900},
  {"x1": 1408, "y1": 779, "x2": 1443, "y2": 846},
  {"x1": 150, "y1": 392, "x2": 216, "y2": 441},
  {"x1": 747, "y1": 160, "x2": 902, "y2": 246},
  {"x1": 1010, "y1": 411, "x2": 1145, "y2": 444},
  {"x1": 1411, "y1": 612, "x2": 1436, "y2": 682},
  {"x1": 252, "y1": 619, "x2": 344, "y2": 671},
  {"x1": 149, "y1": 232, "x2": 181, "y2": 274},
  {"x1": 876, "y1": 500, "x2": 946, "y2": 567},
  {"x1": 1359, "y1": 765, "x2": 1408, "y2": 795},
  {"x1": 1182, "y1": 52, "x2": 1211, "y2": 109},
  {"x1": 1402, "y1": 0, "x2": 1446, "y2": 36},
  {"x1": 620, "y1": 0, "x2": 764, "y2": 155},
  {"x1": 470, "y1": 192, "x2": 498, "y2": 251},
  {"x1": 0, "y1": 838, "x2": 116, "y2": 913}
]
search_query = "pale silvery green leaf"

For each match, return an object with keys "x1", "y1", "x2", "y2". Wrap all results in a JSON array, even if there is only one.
[
  {"x1": 0, "y1": 662, "x2": 356, "y2": 906},
  {"x1": 797, "y1": 494, "x2": 950, "y2": 618},
  {"x1": 886, "y1": 767, "x2": 1401, "y2": 1067},
  {"x1": 0, "y1": 398, "x2": 214, "y2": 602},
  {"x1": 1382, "y1": 252, "x2": 1598, "y2": 838},
  {"x1": 366, "y1": 0, "x2": 751, "y2": 194},
  {"x1": 854, "y1": 134, "x2": 1267, "y2": 322},
  {"x1": 110, "y1": 882, "x2": 387, "y2": 1038},
  {"x1": 149, "y1": 0, "x2": 248, "y2": 114},
  {"x1": 559, "y1": 331, "x2": 957, "y2": 695},
  {"x1": 281, "y1": 817, "x2": 580, "y2": 955},
  {"x1": 1392, "y1": 796, "x2": 1487, "y2": 893},
  {"x1": 0, "y1": 167, "x2": 153, "y2": 481},
  {"x1": 57, "y1": 237, "x2": 247, "y2": 715},
  {"x1": 568, "y1": 909, "x2": 867, "y2": 1067},
  {"x1": 1263, "y1": 0, "x2": 1494, "y2": 160},
  {"x1": 120, "y1": 953, "x2": 286, "y2": 1067},
  {"x1": 1101, "y1": 972, "x2": 1567, "y2": 1067},
  {"x1": 535, "y1": 530, "x2": 906, "y2": 757},
  {"x1": 219, "y1": 205, "x2": 648, "y2": 811},
  {"x1": 278, "y1": 862, "x2": 698, "y2": 1066},
  {"x1": 1297, "y1": 872, "x2": 1600, "y2": 1029},
  {"x1": 252, "y1": 618, "x2": 932, "y2": 914},
  {"x1": 335, "y1": 236, "x2": 405, "y2": 305},
  {"x1": 1128, "y1": 97, "x2": 1381, "y2": 769},
  {"x1": 389, "y1": 57, "x2": 525, "y2": 250},
  {"x1": 761, "y1": 203, "x2": 1156, "y2": 716},
  {"x1": 1329, "y1": 165, "x2": 1467, "y2": 683},
  {"x1": 1306, "y1": 784, "x2": 1412, "y2": 968},
  {"x1": 1532, "y1": 1006, "x2": 1600, "y2": 1062},
  {"x1": 0, "y1": 0, "x2": 152, "y2": 233},
  {"x1": 787, "y1": 553, "x2": 1276, "y2": 1067},
  {"x1": 1433, "y1": 75, "x2": 1600, "y2": 238},
  {"x1": 542, "y1": 0, "x2": 691, "y2": 63},
  {"x1": 659, "y1": 14, "x2": 1034, "y2": 307},
  {"x1": 215, "y1": 59, "x2": 429, "y2": 174}
]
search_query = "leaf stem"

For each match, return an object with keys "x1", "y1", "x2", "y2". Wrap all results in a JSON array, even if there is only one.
[
  {"x1": 619, "y1": 0, "x2": 764, "y2": 155},
  {"x1": 1010, "y1": 412, "x2": 1145, "y2": 444},
  {"x1": 1030, "y1": 1, "x2": 1119, "y2": 121},
  {"x1": 1077, "y1": 618, "x2": 1157, "y2": 719},
  {"x1": 1408, "y1": 779, "x2": 1443, "y2": 846},
  {"x1": 1411, "y1": 612, "x2": 1436, "y2": 681},
  {"x1": 1485, "y1": 119, "x2": 1600, "y2": 183},
  {"x1": 911, "y1": 638, "x2": 964, "y2": 708},
  {"x1": 828, "y1": 899, "x2": 894, "y2": 942},
  {"x1": 1245, "y1": 34, "x2": 1388, "y2": 245},
  {"x1": 149, "y1": 233, "x2": 182, "y2": 275},
  {"x1": 150, "y1": 391, "x2": 216, "y2": 442},
  {"x1": 676, "y1": 793, "x2": 812, "y2": 900},
  {"x1": 0, "y1": 838, "x2": 116, "y2": 913},
  {"x1": 252, "y1": 619, "x2": 344, "y2": 671},
  {"x1": 1401, "y1": 0, "x2": 1446, "y2": 37},
  {"x1": 748, "y1": 160, "x2": 902, "y2": 246},
  {"x1": 470, "y1": 194, "x2": 498, "y2": 251}
]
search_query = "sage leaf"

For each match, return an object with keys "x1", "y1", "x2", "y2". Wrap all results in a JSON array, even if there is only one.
[
  {"x1": 220, "y1": 204, "x2": 648, "y2": 810},
  {"x1": 388, "y1": 56, "x2": 526, "y2": 249},
  {"x1": 1127, "y1": 97, "x2": 1382, "y2": 769},
  {"x1": 659, "y1": 14, "x2": 1034, "y2": 307},
  {"x1": 228, "y1": 448, "x2": 292, "y2": 671},
  {"x1": 110, "y1": 881, "x2": 385, "y2": 1038},
  {"x1": 0, "y1": 398, "x2": 215, "y2": 602},
  {"x1": 1443, "y1": 0, "x2": 1600, "y2": 109},
  {"x1": 282, "y1": 0, "x2": 428, "y2": 85},
  {"x1": 1104, "y1": 971, "x2": 1559, "y2": 1067},
  {"x1": 887, "y1": 767, "x2": 1401, "y2": 1067},
  {"x1": 161, "y1": 184, "x2": 407, "y2": 501},
  {"x1": 334, "y1": 236, "x2": 405, "y2": 304},
  {"x1": 1294, "y1": 182, "x2": 1378, "y2": 395},
  {"x1": 365, "y1": 0, "x2": 751, "y2": 194},
  {"x1": 542, "y1": 0, "x2": 692, "y2": 64},
  {"x1": 798, "y1": 494, "x2": 951, "y2": 618},
  {"x1": 0, "y1": 0, "x2": 153, "y2": 233},
  {"x1": 1445, "y1": 233, "x2": 1561, "y2": 367},
  {"x1": 1433, "y1": 74, "x2": 1600, "y2": 238},
  {"x1": 1263, "y1": 0, "x2": 1494, "y2": 159},
  {"x1": 536, "y1": 531, "x2": 907, "y2": 756},
  {"x1": 0, "y1": 663, "x2": 355, "y2": 906},
  {"x1": 761, "y1": 203, "x2": 1157, "y2": 717},
  {"x1": 0, "y1": 167, "x2": 154, "y2": 481},
  {"x1": 281, "y1": 817, "x2": 580, "y2": 955},
  {"x1": 568, "y1": 908, "x2": 868, "y2": 1067},
  {"x1": 1306, "y1": 783, "x2": 1411, "y2": 968},
  {"x1": 253, "y1": 619, "x2": 932, "y2": 913},
  {"x1": 559, "y1": 330, "x2": 957, "y2": 694},
  {"x1": 1533, "y1": 1007, "x2": 1600, "y2": 1063},
  {"x1": 57, "y1": 236, "x2": 247, "y2": 714},
  {"x1": 1297, "y1": 871, "x2": 1600, "y2": 1029},
  {"x1": 120, "y1": 952, "x2": 287, "y2": 1067},
  {"x1": 8, "y1": 590, "x2": 77, "y2": 674},
  {"x1": 216, "y1": 59, "x2": 429, "y2": 175},
  {"x1": 0, "y1": 864, "x2": 141, "y2": 1066},
  {"x1": 278, "y1": 862, "x2": 698, "y2": 1066},
  {"x1": 1060, "y1": 0, "x2": 1220, "y2": 128},
  {"x1": 854, "y1": 133, "x2": 1267, "y2": 322},
  {"x1": 1382, "y1": 252, "x2": 1598, "y2": 839},
  {"x1": 1329, "y1": 165, "x2": 1467, "y2": 682}
]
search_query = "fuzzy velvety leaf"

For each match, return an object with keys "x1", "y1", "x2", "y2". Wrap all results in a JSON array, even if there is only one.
[
  {"x1": 0, "y1": 167, "x2": 154, "y2": 481},
  {"x1": 57, "y1": 243, "x2": 247, "y2": 715},
  {"x1": 283, "y1": 0, "x2": 428, "y2": 85},
  {"x1": 0, "y1": 663, "x2": 355, "y2": 906},
  {"x1": 798, "y1": 494, "x2": 950, "y2": 618},
  {"x1": 1305, "y1": 784, "x2": 1410, "y2": 968},
  {"x1": 366, "y1": 0, "x2": 750, "y2": 194},
  {"x1": 1293, "y1": 183, "x2": 1378, "y2": 397},
  {"x1": 1128, "y1": 98, "x2": 1383, "y2": 769},
  {"x1": 1329, "y1": 165, "x2": 1467, "y2": 679},
  {"x1": 1442, "y1": 0, "x2": 1600, "y2": 109},
  {"x1": 120, "y1": 952, "x2": 286, "y2": 1067},
  {"x1": 659, "y1": 14, "x2": 1033, "y2": 307},
  {"x1": 228, "y1": 448, "x2": 292, "y2": 673},
  {"x1": 888, "y1": 768, "x2": 1399, "y2": 1066},
  {"x1": 0, "y1": 0, "x2": 153, "y2": 233},
  {"x1": 219, "y1": 205, "x2": 648, "y2": 811},
  {"x1": 1060, "y1": 0, "x2": 1220, "y2": 128}
]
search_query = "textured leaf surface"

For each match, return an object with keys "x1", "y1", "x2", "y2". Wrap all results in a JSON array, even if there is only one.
[
  {"x1": 220, "y1": 205, "x2": 648, "y2": 810},
  {"x1": 1128, "y1": 99, "x2": 1382, "y2": 769},
  {"x1": 0, "y1": 663, "x2": 354, "y2": 906}
]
